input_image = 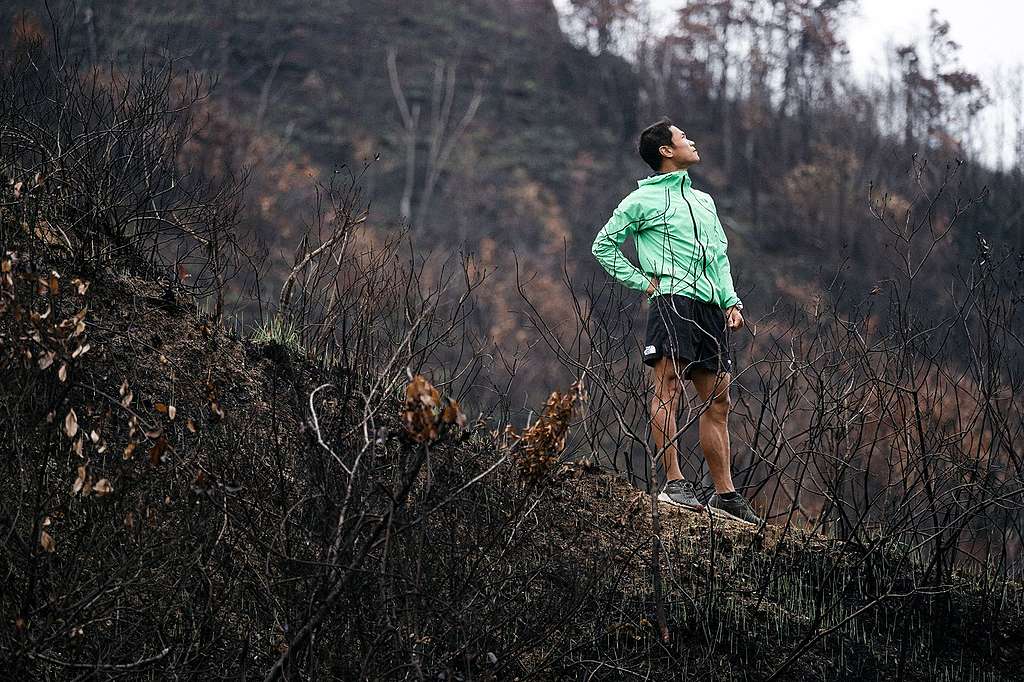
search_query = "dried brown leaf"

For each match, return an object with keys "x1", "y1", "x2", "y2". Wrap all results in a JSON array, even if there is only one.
[
  {"x1": 64, "y1": 409, "x2": 78, "y2": 438},
  {"x1": 71, "y1": 465, "x2": 86, "y2": 495},
  {"x1": 402, "y1": 374, "x2": 442, "y2": 443},
  {"x1": 149, "y1": 436, "x2": 169, "y2": 465},
  {"x1": 441, "y1": 397, "x2": 467, "y2": 428}
]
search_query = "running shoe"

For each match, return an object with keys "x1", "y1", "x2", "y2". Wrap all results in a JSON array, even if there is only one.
[
  {"x1": 657, "y1": 478, "x2": 704, "y2": 511},
  {"x1": 707, "y1": 492, "x2": 763, "y2": 526}
]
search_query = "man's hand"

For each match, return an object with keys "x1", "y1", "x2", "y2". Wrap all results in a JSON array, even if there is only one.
[
  {"x1": 645, "y1": 276, "x2": 660, "y2": 297},
  {"x1": 725, "y1": 305, "x2": 744, "y2": 330}
]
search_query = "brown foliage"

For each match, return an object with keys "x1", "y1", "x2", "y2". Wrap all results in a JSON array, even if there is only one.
[
  {"x1": 402, "y1": 373, "x2": 467, "y2": 444},
  {"x1": 506, "y1": 379, "x2": 585, "y2": 484}
]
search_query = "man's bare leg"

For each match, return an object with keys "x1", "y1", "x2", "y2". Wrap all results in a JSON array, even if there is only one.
[
  {"x1": 650, "y1": 356, "x2": 684, "y2": 481},
  {"x1": 689, "y1": 367, "x2": 736, "y2": 493}
]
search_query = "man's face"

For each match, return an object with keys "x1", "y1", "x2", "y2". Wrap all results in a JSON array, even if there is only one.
[{"x1": 662, "y1": 125, "x2": 700, "y2": 168}]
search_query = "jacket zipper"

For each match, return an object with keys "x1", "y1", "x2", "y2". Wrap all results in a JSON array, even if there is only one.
[{"x1": 679, "y1": 180, "x2": 710, "y2": 300}]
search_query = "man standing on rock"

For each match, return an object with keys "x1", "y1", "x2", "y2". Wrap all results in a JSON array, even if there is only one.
[{"x1": 590, "y1": 116, "x2": 762, "y2": 526}]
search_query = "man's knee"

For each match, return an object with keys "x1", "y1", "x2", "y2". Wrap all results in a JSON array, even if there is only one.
[
  {"x1": 694, "y1": 370, "x2": 731, "y2": 418},
  {"x1": 707, "y1": 384, "x2": 732, "y2": 419},
  {"x1": 651, "y1": 367, "x2": 681, "y2": 407}
]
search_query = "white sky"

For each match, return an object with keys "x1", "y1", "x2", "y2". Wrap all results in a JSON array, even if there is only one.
[
  {"x1": 555, "y1": 0, "x2": 1024, "y2": 169},
  {"x1": 842, "y1": 0, "x2": 1021, "y2": 82},
  {"x1": 663, "y1": 0, "x2": 1023, "y2": 169}
]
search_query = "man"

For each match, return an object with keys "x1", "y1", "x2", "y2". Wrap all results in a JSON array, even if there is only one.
[{"x1": 590, "y1": 116, "x2": 762, "y2": 525}]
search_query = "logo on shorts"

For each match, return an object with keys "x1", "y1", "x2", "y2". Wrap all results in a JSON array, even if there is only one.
[{"x1": 644, "y1": 345, "x2": 657, "y2": 356}]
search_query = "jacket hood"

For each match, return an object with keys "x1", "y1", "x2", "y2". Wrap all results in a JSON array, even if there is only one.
[{"x1": 637, "y1": 168, "x2": 692, "y2": 188}]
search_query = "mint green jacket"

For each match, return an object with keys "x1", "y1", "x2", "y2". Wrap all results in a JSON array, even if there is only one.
[{"x1": 590, "y1": 169, "x2": 741, "y2": 309}]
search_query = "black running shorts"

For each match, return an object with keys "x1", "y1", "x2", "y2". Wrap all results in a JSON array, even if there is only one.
[{"x1": 642, "y1": 293, "x2": 733, "y2": 379}]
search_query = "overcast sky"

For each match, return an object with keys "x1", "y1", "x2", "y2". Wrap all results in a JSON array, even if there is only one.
[
  {"x1": 555, "y1": 0, "x2": 1023, "y2": 169},
  {"x1": 841, "y1": 0, "x2": 1021, "y2": 82},
  {"x1": 657, "y1": 0, "x2": 1022, "y2": 169}
]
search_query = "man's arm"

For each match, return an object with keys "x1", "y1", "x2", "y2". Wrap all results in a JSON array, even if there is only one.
[
  {"x1": 716, "y1": 250, "x2": 741, "y2": 310},
  {"x1": 712, "y1": 210, "x2": 741, "y2": 310},
  {"x1": 591, "y1": 196, "x2": 651, "y2": 292}
]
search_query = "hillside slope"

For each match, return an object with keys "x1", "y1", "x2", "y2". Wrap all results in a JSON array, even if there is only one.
[{"x1": 2, "y1": 239, "x2": 1021, "y2": 680}]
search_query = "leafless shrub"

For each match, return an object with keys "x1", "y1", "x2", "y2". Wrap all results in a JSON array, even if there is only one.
[{"x1": 0, "y1": 32, "x2": 249, "y2": 316}]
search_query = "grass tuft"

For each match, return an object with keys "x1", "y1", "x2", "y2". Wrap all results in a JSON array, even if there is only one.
[{"x1": 251, "y1": 314, "x2": 304, "y2": 361}]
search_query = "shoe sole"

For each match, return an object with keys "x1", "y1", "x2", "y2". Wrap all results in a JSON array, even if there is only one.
[
  {"x1": 708, "y1": 505, "x2": 759, "y2": 526},
  {"x1": 656, "y1": 492, "x2": 704, "y2": 512}
]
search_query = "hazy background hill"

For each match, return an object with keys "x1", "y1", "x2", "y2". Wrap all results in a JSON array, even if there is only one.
[{"x1": 5, "y1": 0, "x2": 1023, "y2": 466}]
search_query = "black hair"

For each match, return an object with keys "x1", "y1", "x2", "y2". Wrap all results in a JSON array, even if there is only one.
[{"x1": 638, "y1": 116, "x2": 675, "y2": 172}]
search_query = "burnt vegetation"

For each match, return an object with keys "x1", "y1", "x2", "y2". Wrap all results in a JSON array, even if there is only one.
[{"x1": 1, "y1": 8, "x2": 1023, "y2": 682}]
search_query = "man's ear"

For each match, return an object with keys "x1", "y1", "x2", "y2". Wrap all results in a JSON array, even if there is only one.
[{"x1": 659, "y1": 145, "x2": 673, "y2": 159}]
